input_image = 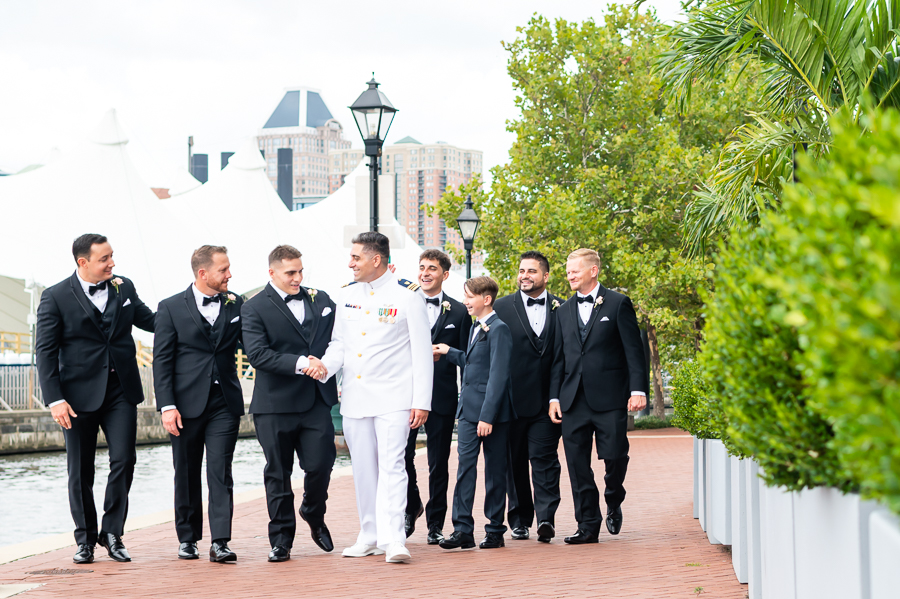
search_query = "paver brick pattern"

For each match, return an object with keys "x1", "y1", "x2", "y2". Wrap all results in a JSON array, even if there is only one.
[{"x1": 0, "y1": 429, "x2": 747, "y2": 598}]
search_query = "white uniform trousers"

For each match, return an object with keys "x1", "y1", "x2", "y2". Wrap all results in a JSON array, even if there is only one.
[{"x1": 343, "y1": 409, "x2": 410, "y2": 549}]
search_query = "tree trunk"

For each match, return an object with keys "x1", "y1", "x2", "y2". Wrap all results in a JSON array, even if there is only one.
[{"x1": 646, "y1": 321, "x2": 666, "y2": 418}]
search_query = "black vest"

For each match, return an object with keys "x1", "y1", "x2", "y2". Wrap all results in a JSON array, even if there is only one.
[{"x1": 576, "y1": 307, "x2": 589, "y2": 343}]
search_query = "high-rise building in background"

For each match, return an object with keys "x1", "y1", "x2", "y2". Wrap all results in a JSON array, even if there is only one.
[
  {"x1": 258, "y1": 87, "x2": 351, "y2": 209},
  {"x1": 328, "y1": 137, "x2": 483, "y2": 262}
]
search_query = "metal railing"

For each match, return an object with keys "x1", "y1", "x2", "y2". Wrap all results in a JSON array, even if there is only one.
[{"x1": 0, "y1": 331, "x2": 32, "y2": 354}]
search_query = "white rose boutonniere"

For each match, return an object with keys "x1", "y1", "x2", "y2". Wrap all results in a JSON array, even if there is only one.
[
  {"x1": 551, "y1": 299, "x2": 560, "y2": 311},
  {"x1": 480, "y1": 322, "x2": 491, "y2": 333},
  {"x1": 594, "y1": 296, "x2": 604, "y2": 310},
  {"x1": 441, "y1": 300, "x2": 451, "y2": 314},
  {"x1": 111, "y1": 277, "x2": 124, "y2": 292},
  {"x1": 225, "y1": 293, "x2": 237, "y2": 305},
  {"x1": 308, "y1": 288, "x2": 318, "y2": 303}
]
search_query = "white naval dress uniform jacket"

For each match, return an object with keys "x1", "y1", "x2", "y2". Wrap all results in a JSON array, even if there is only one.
[{"x1": 321, "y1": 269, "x2": 433, "y2": 416}]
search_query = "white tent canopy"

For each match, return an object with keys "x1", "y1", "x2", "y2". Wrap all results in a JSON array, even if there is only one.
[{"x1": 0, "y1": 109, "x2": 466, "y2": 320}]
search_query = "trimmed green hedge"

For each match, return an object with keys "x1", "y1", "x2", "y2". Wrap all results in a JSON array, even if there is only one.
[{"x1": 671, "y1": 360, "x2": 719, "y2": 439}]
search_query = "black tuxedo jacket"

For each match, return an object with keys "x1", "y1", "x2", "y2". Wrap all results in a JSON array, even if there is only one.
[
  {"x1": 241, "y1": 283, "x2": 338, "y2": 415},
  {"x1": 493, "y1": 291, "x2": 564, "y2": 419},
  {"x1": 152, "y1": 285, "x2": 245, "y2": 419},
  {"x1": 550, "y1": 284, "x2": 648, "y2": 412},
  {"x1": 428, "y1": 293, "x2": 472, "y2": 416},
  {"x1": 35, "y1": 272, "x2": 155, "y2": 411},
  {"x1": 446, "y1": 313, "x2": 515, "y2": 424}
]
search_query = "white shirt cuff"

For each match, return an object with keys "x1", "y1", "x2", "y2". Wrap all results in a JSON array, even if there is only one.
[
  {"x1": 160, "y1": 405, "x2": 177, "y2": 412},
  {"x1": 549, "y1": 399, "x2": 560, "y2": 404},
  {"x1": 295, "y1": 356, "x2": 310, "y2": 374},
  {"x1": 631, "y1": 391, "x2": 646, "y2": 396},
  {"x1": 49, "y1": 399, "x2": 66, "y2": 408}
]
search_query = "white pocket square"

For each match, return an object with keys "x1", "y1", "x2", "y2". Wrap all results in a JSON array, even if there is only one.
[
  {"x1": 600, "y1": 316, "x2": 609, "y2": 322},
  {"x1": 122, "y1": 298, "x2": 132, "y2": 307},
  {"x1": 230, "y1": 316, "x2": 240, "y2": 323},
  {"x1": 444, "y1": 324, "x2": 456, "y2": 329},
  {"x1": 321, "y1": 307, "x2": 332, "y2": 317}
]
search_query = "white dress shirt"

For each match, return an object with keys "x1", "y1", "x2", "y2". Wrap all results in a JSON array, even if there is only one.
[
  {"x1": 192, "y1": 284, "x2": 221, "y2": 326},
  {"x1": 321, "y1": 269, "x2": 433, "y2": 417},
  {"x1": 424, "y1": 290, "x2": 443, "y2": 329},
  {"x1": 270, "y1": 284, "x2": 311, "y2": 374},
  {"x1": 76, "y1": 271, "x2": 109, "y2": 313},
  {"x1": 521, "y1": 289, "x2": 548, "y2": 336}
]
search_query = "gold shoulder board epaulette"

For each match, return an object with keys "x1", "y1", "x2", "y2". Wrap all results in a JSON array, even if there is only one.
[
  {"x1": 342, "y1": 282, "x2": 357, "y2": 288},
  {"x1": 398, "y1": 278, "x2": 420, "y2": 291}
]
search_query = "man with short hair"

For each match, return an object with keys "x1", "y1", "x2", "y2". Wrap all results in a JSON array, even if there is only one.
[
  {"x1": 36, "y1": 234, "x2": 155, "y2": 564},
  {"x1": 493, "y1": 250, "x2": 564, "y2": 543},
  {"x1": 241, "y1": 245, "x2": 338, "y2": 562},
  {"x1": 403, "y1": 249, "x2": 471, "y2": 544},
  {"x1": 315, "y1": 232, "x2": 433, "y2": 564},
  {"x1": 153, "y1": 245, "x2": 244, "y2": 562},
  {"x1": 549, "y1": 248, "x2": 648, "y2": 544}
]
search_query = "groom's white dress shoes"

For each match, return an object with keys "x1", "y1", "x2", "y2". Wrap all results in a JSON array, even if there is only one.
[
  {"x1": 385, "y1": 542, "x2": 411, "y2": 564},
  {"x1": 342, "y1": 543, "x2": 384, "y2": 557}
]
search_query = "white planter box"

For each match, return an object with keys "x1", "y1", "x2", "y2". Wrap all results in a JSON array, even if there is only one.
[
  {"x1": 760, "y1": 482, "x2": 796, "y2": 599},
  {"x1": 705, "y1": 439, "x2": 732, "y2": 544},
  {"x1": 730, "y1": 455, "x2": 748, "y2": 583},
  {"x1": 746, "y1": 460, "x2": 762, "y2": 599},
  {"x1": 870, "y1": 509, "x2": 900, "y2": 599},
  {"x1": 693, "y1": 437, "x2": 701, "y2": 519},
  {"x1": 698, "y1": 438, "x2": 708, "y2": 531},
  {"x1": 792, "y1": 487, "x2": 876, "y2": 599}
]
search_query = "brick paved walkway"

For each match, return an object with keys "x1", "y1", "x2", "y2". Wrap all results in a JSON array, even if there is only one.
[{"x1": 0, "y1": 429, "x2": 746, "y2": 598}]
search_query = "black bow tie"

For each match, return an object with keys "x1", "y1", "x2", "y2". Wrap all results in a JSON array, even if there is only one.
[
  {"x1": 425, "y1": 297, "x2": 440, "y2": 306},
  {"x1": 576, "y1": 295, "x2": 594, "y2": 304},
  {"x1": 202, "y1": 295, "x2": 221, "y2": 306},
  {"x1": 527, "y1": 297, "x2": 545, "y2": 306},
  {"x1": 285, "y1": 294, "x2": 301, "y2": 303},
  {"x1": 88, "y1": 281, "x2": 107, "y2": 296}
]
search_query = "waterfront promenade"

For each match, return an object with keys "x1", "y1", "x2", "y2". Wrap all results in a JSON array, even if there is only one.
[{"x1": 0, "y1": 429, "x2": 746, "y2": 598}]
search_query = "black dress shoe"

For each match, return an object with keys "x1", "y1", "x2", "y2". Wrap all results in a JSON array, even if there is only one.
[
  {"x1": 439, "y1": 531, "x2": 476, "y2": 550},
  {"x1": 537, "y1": 521, "x2": 555, "y2": 543},
  {"x1": 98, "y1": 531, "x2": 132, "y2": 562},
  {"x1": 564, "y1": 528, "x2": 599, "y2": 544},
  {"x1": 299, "y1": 511, "x2": 334, "y2": 552},
  {"x1": 268, "y1": 545, "x2": 291, "y2": 562},
  {"x1": 426, "y1": 526, "x2": 444, "y2": 545},
  {"x1": 510, "y1": 526, "x2": 529, "y2": 540},
  {"x1": 606, "y1": 505, "x2": 623, "y2": 535},
  {"x1": 73, "y1": 544, "x2": 94, "y2": 564},
  {"x1": 209, "y1": 540, "x2": 237, "y2": 563},
  {"x1": 178, "y1": 542, "x2": 199, "y2": 560},
  {"x1": 405, "y1": 504, "x2": 425, "y2": 538},
  {"x1": 479, "y1": 532, "x2": 505, "y2": 549}
]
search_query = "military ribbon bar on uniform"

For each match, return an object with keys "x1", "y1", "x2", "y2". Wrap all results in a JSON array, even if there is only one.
[{"x1": 378, "y1": 307, "x2": 398, "y2": 323}]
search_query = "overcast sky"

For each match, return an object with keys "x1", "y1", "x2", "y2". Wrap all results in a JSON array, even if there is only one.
[{"x1": 0, "y1": 0, "x2": 682, "y2": 178}]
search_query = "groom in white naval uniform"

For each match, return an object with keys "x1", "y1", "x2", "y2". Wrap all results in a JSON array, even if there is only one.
[{"x1": 314, "y1": 231, "x2": 433, "y2": 563}]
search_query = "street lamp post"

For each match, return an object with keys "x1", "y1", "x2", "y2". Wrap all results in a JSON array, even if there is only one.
[
  {"x1": 349, "y1": 75, "x2": 398, "y2": 232},
  {"x1": 456, "y1": 195, "x2": 481, "y2": 279}
]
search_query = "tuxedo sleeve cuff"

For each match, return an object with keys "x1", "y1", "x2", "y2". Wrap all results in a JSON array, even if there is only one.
[
  {"x1": 295, "y1": 356, "x2": 310, "y2": 374},
  {"x1": 631, "y1": 391, "x2": 646, "y2": 396},
  {"x1": 48, "y1": 399, "x2": 66, "y2": 408},
  {"x1": 549, "y1": 399, "x2": 560, "y2": 404},
  {"x1": 160, "y1": 405, "x2": 177, "y2": 412}
]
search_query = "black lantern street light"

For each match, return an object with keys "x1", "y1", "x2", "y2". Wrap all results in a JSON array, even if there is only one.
[
  {"x1": 456, "y1": 195, "x2": 481, "y2": 279},
  {"x1": 349, "y1": 75, "x2": 398, "y2": 232}
]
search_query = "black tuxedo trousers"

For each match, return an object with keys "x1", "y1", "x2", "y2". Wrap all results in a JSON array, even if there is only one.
[
  {"x1": 506, "y1": 411, "x2": 562, "y2": 529},
  {"x1": 63, "y1": 371, "x2": 136, "y2": 545},
  {"x1": 404, "y1": 411, "x2": 455, "y2": 529},
  {"x1": 170, "y1": 384, "x2": 240, "y2": 543}
]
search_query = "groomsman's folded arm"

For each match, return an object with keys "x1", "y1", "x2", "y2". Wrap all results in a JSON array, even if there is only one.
[
  {"x1": 35, "y1": 293, "x2": 65, "y2": 405},
  {"x1": 479, "y1": 325, "x2": 512, "y2": 425},
  {"x1": 240, "y1": 304, "x2": 305, "y2": 375},
  {"x1": 151, "y1": 303, "x2": 178, "y2": 411}
]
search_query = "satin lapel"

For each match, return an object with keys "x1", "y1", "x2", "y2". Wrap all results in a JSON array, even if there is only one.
[
  {"x1": 570, "y1": 295, "x2": 585, "y2": 346},
  {"x1": 582, "y1": 284, "x2": 608, "y2": 343},
  {"x1": 301, "y1": 287, "x2": 319, "y2": 342},
  {"x1": 105, "y1": 279, "x2": 122, "y2": 338},
  {"x1": 467, "y1": 313, "x2": 497, "y2": 357},
  {"x1": 268, "y1": 284, "x2": 310, "y2": 344},
  {"x1": 68, "y1": 273, "x2": 104, "y2": 336},
  {"x1": 430, "y1": 300, "x2": 449, "y2": 343},
  {"x1": 184, "y1": 286, "x2": 215, "y2": 351},
  {"x1": 512, "y1": 293, "x2": 539, "y2": 353}
]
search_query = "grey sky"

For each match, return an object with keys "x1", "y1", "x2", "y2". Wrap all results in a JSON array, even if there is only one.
[{"x1": 0, "y1": 0, "x2": 683, "y2": 178}]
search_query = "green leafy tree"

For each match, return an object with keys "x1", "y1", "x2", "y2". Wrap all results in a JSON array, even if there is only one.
[
  {"x1": 431, "y1": 5, "x2": 756, "y2": 416},
  {"x1": 658, "y1": 0, "x2": 900, "y2": 253}
]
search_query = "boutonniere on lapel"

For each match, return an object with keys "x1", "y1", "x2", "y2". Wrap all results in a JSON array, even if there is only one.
[
  {"x1": 479, "y1": 322, "x2": 491, "y2": 333},
  {"x1": 551, "y1": 299, "x2": 560, "y2": 311},
  {"x1": 110, "y1": 277, "x2": 124, "y2": 292},
  {"x1": 441, "y1": 300, "x2": 451, "y2": 314},
  {"x1": 594, "y1": 296, "x2": 604, "y2": 310},
  {"x1": 224, "y1": 293, "x2": 237, "y2": 306},
  {"x1": 308, "y1": 288, "x2": 318, "y2": 303}
]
